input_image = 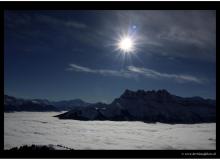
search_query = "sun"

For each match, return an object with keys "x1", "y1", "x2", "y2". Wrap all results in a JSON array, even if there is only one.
[
  {"x1": 117, "y1": 36, "x2": 135, "y2": 54},
  {"x1": 113, "y1": 27, "x2": 141, "y2": 56},
  {"x1": 118, "y1": 37, "x2": 133, "y2": 53}
]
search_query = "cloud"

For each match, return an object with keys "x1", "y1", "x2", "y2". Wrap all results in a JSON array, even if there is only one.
[
  {"x1": 67, "y1": 64, "x2": 203, "y2": 84},
  {"x1": 37, "y1": 15, "x2": 87, "y2": 29},
  {"x1": 65, "y1": 21, "x2": 87, "y2": 29},
  {"x1": 5, "y1": 13, "x2": 87, "y2": 30},
  {"x1": 68, "y1": 64, "x2": 94, "y2": 73},
  {"x1": 127, "y1": 66, "x2": 202, "y2": 84},
  {"x1": 67, "y1": 64, "x2": 134, "y2": 78}
]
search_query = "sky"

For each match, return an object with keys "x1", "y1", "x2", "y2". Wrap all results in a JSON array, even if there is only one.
[{"x1": 4, "y1": 10, "x2": 216, "y2": 103}]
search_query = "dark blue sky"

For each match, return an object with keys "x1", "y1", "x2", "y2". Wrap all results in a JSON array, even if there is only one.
[{"x1": 4, "y1": 10, "x2": 216, "y2": 103}]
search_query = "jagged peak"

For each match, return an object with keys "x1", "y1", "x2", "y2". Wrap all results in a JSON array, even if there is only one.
[
  {"x1": 156, "y1": 89, "x2": 171, "y2": 96},
  {"x1": 121, "y1": 89, "x2": 171, "y2": 97},
  {"x1": 124, "y1": 89, "x2": 134, "y2": 94}
]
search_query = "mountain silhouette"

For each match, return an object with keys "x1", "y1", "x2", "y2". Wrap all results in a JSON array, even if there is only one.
[
  {"x1": 4, "y1": 95, "x2": 90, "y2": 112},
  {"x1": 55, "y1": 89, "x2": 216, "y2": 124}
]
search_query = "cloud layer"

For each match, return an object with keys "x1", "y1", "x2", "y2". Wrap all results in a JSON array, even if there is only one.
[{"x1": 67, "y1": 64, "x2": 202, "y2": 84}]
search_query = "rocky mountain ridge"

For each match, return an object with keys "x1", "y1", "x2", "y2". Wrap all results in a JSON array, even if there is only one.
[{"x1": 56, "y1": 89, "x2": 216, "y2": 124}]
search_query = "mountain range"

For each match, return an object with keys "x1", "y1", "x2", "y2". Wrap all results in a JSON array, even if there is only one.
[
  {"x1": 55, "y1": 89, "x2": 216, "y2": 124},
  {"x1": 4, "y1": 95, "x2": 90, "y2": 112}
]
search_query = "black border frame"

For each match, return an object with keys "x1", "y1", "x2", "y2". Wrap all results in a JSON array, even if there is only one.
[{"x1": 0, "y1": 1, "x2": 218, "y2": 158}]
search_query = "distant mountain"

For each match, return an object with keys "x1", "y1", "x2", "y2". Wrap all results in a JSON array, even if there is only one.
[
  {"x1": 4, "y1": 95, "x2": 58, "y2": 112},
  {"x1": 55, "y1": 89, "x2": 216, "y2": 124},
  {"x1": 4, "y1": 95, "x2": 90, "y2": 112},
  {"x1": 52, "y1": 99, "x2": 90, "y2": 110}
]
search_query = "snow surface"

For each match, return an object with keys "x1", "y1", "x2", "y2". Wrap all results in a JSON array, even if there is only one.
[{"x1": 4, "y1": 112, "x2": 216, "y2": 150}]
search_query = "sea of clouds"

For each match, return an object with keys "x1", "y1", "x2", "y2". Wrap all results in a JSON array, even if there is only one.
[{"x1": 4, "y1": 112, "x2": 216, "y2": 150}]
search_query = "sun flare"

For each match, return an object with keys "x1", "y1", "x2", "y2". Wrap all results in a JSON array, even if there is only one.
[{"x1": 117, "y1": 36, "x2": 136, "y2": 54}]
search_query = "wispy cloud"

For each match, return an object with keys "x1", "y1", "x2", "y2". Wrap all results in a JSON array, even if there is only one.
[
  {"x1": 65, "y1": 21, "x2": 87, "y2": 29},
  {"x1": 127, "y1": 66, "x2": 202, "y2": 84},
  {"x1": 67, "y1": 64, "x2": 134, "y2": 78},
  {"x1": 5, "y1": 13, "x2": 87, "y2": 30},
  {"x1": 38, "y1": 15, "x2": 87, "y2": 29},
  {"x1": 67, "y1": 64, "x2": 203, "y2": 84}
]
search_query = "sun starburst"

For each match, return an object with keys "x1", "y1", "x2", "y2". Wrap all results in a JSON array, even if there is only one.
[{"x1": 118, "y1": 36, "x2": 134, "y2": 53}]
